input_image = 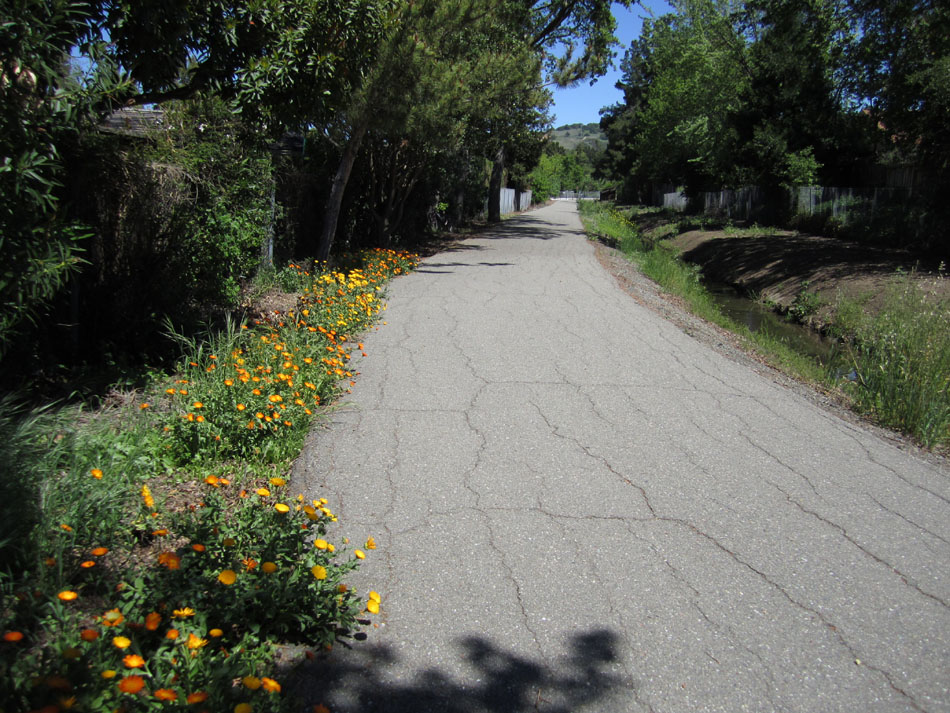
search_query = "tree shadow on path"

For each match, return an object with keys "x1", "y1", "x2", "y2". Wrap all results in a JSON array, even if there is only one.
[{"x1": 290, "y1": 628, "x2": 637, "y2": 713}]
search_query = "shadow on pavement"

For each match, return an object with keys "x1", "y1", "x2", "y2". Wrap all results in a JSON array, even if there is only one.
[
  {"x1": 416, "y1": 261, "x2": 513, "y2": 274},
  {"x1": 482, "y1": 216, "x2": 586, "y2": 242},
  {"x1": 290, "y1": 628, "x2": 633, "y2": 713}
]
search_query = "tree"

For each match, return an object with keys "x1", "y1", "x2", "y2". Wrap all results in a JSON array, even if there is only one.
[
  {"x1": 486, "y1": 0, "x2": 630, "y2": 222},
  {"x1": 599, "y1": 1, "x2": 746, "y2": 197}
]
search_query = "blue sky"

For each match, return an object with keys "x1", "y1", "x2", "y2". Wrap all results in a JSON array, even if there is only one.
[{"x1": 548, "y1": 0, "x2": 672, "y2": 127}]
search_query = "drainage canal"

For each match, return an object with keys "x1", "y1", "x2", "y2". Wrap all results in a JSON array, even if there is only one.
[{"x1": 703, "y1": 281, "x2": 836, "y2": 364}]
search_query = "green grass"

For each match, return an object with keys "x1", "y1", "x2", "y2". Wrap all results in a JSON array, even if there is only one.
[
  {"x1": 0, "y1": 249, "x2": 415, "y2": 712},
  {"x1": 578, "y1": 201, "x2": 949, "y2": 449},
  {"x1": 831, "y1": 273, "x2": 950, "y2": 448}
]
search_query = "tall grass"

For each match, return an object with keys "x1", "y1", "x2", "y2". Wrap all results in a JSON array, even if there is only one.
[{"x1": 834, "y1": 273, "x2": 950, "y2": 448}]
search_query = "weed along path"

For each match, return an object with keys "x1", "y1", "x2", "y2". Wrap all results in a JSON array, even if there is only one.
[{"x1": 292, "y1": 201, "x2": 950, "y2": 713}]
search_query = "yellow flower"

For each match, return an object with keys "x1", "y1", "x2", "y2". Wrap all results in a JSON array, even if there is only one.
[
  {"x1": 101, "y1": 669, "x2": 117, "y2": 679},
  {"x1": 113, "y1": 636, "x2": 132, "y2": 650},
  {"x1": 369, "y1": 591, "x2": 381, "y2": 604},
  {"x1": 57, "y1": 590, "x2": 78, "y2": 601},
  {"x1": 218, "y1": 569, "x2": 237, "y2": 585},
  {"x1": 140, "y1": 484, "x2": 155, "y2": 509},
  {"x1": 314, "y1": 539, "x2": 328, "y2": 550},
  {"x1": 274, "y1": 503, "x2": 290, "y2": 513},
  {"x1": 269, "y1": 477, "x2": 286, "y2": 487},
  {"x1": 366, "y1": 599, "x2": 380, "y2": 614},
  {"x1": 242, "y1": 676, "x2": 262, "y2": 690},
  {"x1": 173, "y1": 607, "x2": 195, "y2": 619},
  {"x1": 365, "y1": 536, "x2": 377, "y2": 550},
  {"x1": 261, "y1": 561, "x2": 278, "y2": 573},
  {"x1": 354, "y1": 550, "x2": 366, "y2": 560},
  {"x1": 209, "y1": 628, "x2": 224, "y2": 638},
  {"x1": 311, "y1": 565, "x2": 327, "y2": 580},
  {"x1": 185, "y1": 633, "x2": 208, "y2": 650},
  {"x1": 256, "y1": 487, "x2": 271, "y2": 497}
]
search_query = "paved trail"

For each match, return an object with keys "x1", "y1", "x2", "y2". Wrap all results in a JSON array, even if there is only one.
[{"x1": 293, "y1": 202, "x2": 949, "y2": 713}]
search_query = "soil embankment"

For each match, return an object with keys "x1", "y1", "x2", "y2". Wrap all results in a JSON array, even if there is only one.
[{"x1": 669, "y1": 229, "x2": 947, "y2": 325}]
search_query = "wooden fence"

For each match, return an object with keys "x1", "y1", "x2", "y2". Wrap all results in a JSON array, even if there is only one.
[{"x1": 662, "y1": 185, "x2": 908, "y2": 224}]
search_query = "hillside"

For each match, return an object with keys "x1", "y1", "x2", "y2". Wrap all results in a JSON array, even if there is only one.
[{"x1": 550, "y1": 122, "x2": 606, "y2": 151}]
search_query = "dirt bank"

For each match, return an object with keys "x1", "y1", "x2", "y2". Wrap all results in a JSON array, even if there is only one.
[{"x1": 668, "y1": 228, "x2": 948, "y2": 326}]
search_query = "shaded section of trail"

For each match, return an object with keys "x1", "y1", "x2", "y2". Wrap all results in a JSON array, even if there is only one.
[{"x1": 294, "y1": 203, "x2": 950, "y2": 713}]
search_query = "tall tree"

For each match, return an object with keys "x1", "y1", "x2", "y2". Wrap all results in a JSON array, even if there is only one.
[{"x1": 486, "y1": 0, "x2": 630, "y2": 221}]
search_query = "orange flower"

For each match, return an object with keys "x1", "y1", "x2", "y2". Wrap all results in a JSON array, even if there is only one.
[
  {"x1": 140, "y1": 403, "x2": 150, "y2": 409},
  {"x1": 123, "y1": 654, "x2": 146, "y2": 668},
  {"x1": 218, "y1": 569, "x2": 237, "y2": 585},
  {"x1": 80, "y1": 560, "x2": 96, "y2": 568},
  {"x1": 186, "y1": 691, "x2": 209, "y2": 704},
  {"x1": 261, "y1": 561, "x2": 277, "y2": 574},
  {"x1": 237, "y1": 403, "x2": 246, "y2": 411},
  {"x1": 185, "y1": 632, "x2": 208, "y2": 650},
  {"x1": 140, "y1": 484, "x2": 154, "y2": 509},
  {"x1": 191, "y1": 543, "x2": 205, "y2": 552},
  {"x1": 145, "y1": 612, "x2": 161, "y2": 631},
  {"x1": 261, "y1": 677, "x2": 281, "y2": 693},
  {"x1": 208, "y1": 628, "x2": 223, "y2": 638},
  {"x1": 57, "y1": 590, "x2": 78, "y2": 601},
  {"x1": 243, "y1": 558, "x2": 258, "y2": 571},
  {"x1": 60, "y1": 523, "x2": 73, "y2": 532},
  {"x1": 91, "y1": 546, "x2": 108, "y2": 556},
  {"x1": 152, "y1": 528, "x2": 169, "y2": 536},
  {"x1": 205, "y1": 475, "x2": 220, "y2": 486},
  {"x1": 80, "y1": 628, "x2": 99, "y2": 641},
  {"x1": 158, "y1": 552, "x2": 181, "y2": 570},
  {"x1": 102, "y1": 608, "x2": 124, "y2": 626},
  {"x1": 193, "y1": 402, "x2": 203, "y2": 409},
  {"x1": 154, "y1": 688, "x2": 177, "y2": 701},
  {"x1": 365, "y1": 536, "x2": 377, "y2": 550},
  {"x1": 268, "y1": 394, "x2": 283, "y2": 403},
  {"x1": 3, "y1": 631, "x2": 23, "y2": 642},
  {"x1": 165, "y1": 629, "x2": 179, "y2": 640},
  {"x1": 118, "y1": 675, "x2": 145, "y2": 694},
  {"x1": 91, "y1": 468, "x2": 103, "y2": 479}
]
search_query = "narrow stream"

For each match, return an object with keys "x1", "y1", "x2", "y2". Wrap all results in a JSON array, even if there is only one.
[{"x1": 703, "y1": 281, "x2": 836, "y2": 364}]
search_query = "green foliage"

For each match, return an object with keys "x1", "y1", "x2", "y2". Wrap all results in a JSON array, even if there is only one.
[
  {"x1": 788, "y1": 281, "x2": 824, "y2": 322},
  {"x1": 834, "y1": 272, "x2": 950, "y2": 447},
  {"x1": 0, "y1": 250, "x2": 411, "y2": 712},
  {"x1": 0, "y1": 0, "x2": 91, "y2": 355}
]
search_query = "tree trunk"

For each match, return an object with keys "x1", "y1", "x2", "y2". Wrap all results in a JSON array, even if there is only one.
[
  {"x1": 488, "y1": 145, "x2": 505, "y2": 222},
  {"x1": 316, "y1": 123, "x2": 368, "y2": 261}
]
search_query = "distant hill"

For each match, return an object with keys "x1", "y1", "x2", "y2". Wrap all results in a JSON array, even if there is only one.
[{"x1": 550, "y1": 122, "x2": 607, "y2": 151}]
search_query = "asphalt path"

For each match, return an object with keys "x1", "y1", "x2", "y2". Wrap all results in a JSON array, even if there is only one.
[{"x1": 293, "y1": 201, "x2": 950, "y2": 713}]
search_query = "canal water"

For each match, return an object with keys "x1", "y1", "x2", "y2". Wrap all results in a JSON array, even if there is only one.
[{"x1": 703, "y1": 281, "x2": 837, "y2": 364}]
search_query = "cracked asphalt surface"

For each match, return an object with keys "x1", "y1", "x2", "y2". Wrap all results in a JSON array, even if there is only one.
[{"x1": 292, "y1": 201, "x2": 950, "y2": 713}]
